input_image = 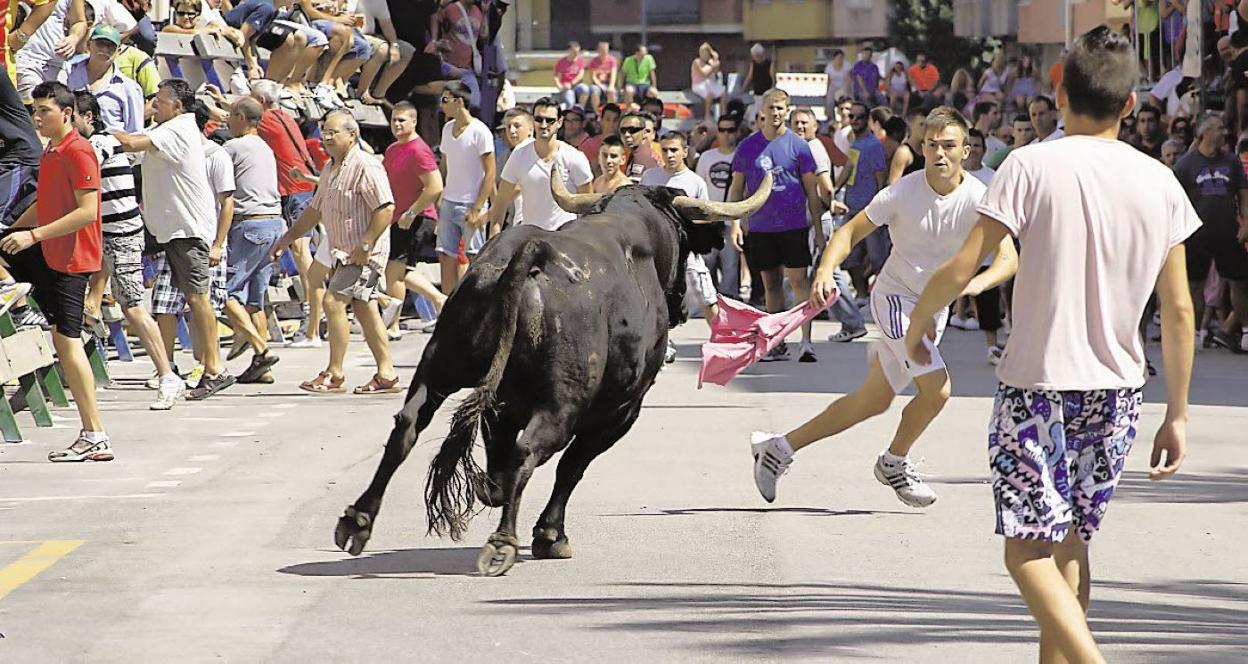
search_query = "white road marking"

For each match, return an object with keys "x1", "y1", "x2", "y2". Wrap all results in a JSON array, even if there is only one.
[
  {"x1": 259, "y1": 412, "x2": 284, "y2": 418},
  {"x1": 273, "y1": 403, "x2": 298, "y2": 409},
  {"x1": 188, "y1": 455, "x2": 219, "y2": 462},
  {"x1": 221, "y1": 431, "x2": 257, "y2": 437},
  {"x1": 212, "y1": 441, "x2": 240, "y2": 448},
  {"x1": 146, "y1": 480, "x2": 182, "y2": 488},
  {"x1": 163, "y1": 467, "x2": 202, "y2": 476},
  {"x1": 0, "y1": 494, "x2": 161, "y2": 503}
]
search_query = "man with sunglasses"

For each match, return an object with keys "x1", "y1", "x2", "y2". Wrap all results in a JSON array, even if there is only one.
[
  {"x1": 696, "y1": 114, "x2": 743, "y2": 298},
  {"x1": 618, "y1": 110, "x2": 660, "y2": 183},
  {"x1": 492, "y1": 96, "x2": 593, "y2": 233},
  {"x1": 832, "y1": 100, "x2": 886, "y2": 336},
  {"x1": 437, "y1": 80, "x2": 494, "y2": 294}
]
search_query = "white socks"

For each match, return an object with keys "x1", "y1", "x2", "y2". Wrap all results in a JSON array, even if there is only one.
[
  {"x1": 880, "y1": 450, "x2": 906, "y2": 467},
  {"x1": 773, "y1": 435, "x2": 794, "y2": 458}
]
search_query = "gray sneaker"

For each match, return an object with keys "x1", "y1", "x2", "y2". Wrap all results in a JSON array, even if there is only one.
[
  {"x1": 759, "y1": 342, "x2": 790, "y2": 362},
  {"x1": 828, "y1": 328, "x2": 867, "y2": 342},
  {"x1": 873, "y1": 453, "x2": 937, "y2": 508}
]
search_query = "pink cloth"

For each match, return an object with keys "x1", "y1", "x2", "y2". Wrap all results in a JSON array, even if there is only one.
[{"x1": 698, "y1": 294, "x2": 832, "y2": 388}]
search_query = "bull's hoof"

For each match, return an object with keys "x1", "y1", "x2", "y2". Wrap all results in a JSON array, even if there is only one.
[
  {"x1": 531, "y1": 537, "x2": 572, "y2": 560},
  {"x1": 471, "y1": 473, "x2": 505, "y2": 508},
  {"x1": 476, "y1": 534, "x2": 519, "y2": 577},
  {"x1": 334, "y1": 506, "x2": 372, "y2": 557}
]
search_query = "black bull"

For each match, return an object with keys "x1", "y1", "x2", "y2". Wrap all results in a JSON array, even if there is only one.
[{"x1": 334, "y1": 174, "x2": 773, "y2": 576}]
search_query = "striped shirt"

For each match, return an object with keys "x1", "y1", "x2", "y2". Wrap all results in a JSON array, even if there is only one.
[
  {"x1": 88, "y1": 133, "x2": 143, "y2": 237},
  {"x1": 309, "y1": 147, "x2": 393, "y2": 267}
]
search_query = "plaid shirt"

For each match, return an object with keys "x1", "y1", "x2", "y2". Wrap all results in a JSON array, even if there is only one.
[{"x1": 309, "y1": 147, "x2": 393, "y2": 268}]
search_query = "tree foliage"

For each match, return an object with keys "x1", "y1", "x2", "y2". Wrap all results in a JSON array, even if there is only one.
[{"x1": 889, "y1": 0, "x2": 995, "y2": 75}]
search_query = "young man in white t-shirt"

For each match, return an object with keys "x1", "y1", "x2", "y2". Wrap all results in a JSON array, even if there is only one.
[
  {"x1": 695, "y1": 114, "x2": 742, "y2": 299},
  {"x1": 437, "y1": 80, "x2": 495, "y2": 295},
  {"x1": 750, "y1": 107, "x2": 1018, "y2": 510},
  {"x1": 642, "y1": 132, "x2": 717, "y2": 329},
  {"x1": 491, "y1": 97, "x2": 593, "y2": 233},
  {"x1": 905, "y1": 28, "x2": 1199, "y2": 662}
]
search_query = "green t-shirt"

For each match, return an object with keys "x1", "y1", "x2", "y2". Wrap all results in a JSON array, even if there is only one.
[{"x1": 622, "y1": 54, "x2": 657, "y2": 85}]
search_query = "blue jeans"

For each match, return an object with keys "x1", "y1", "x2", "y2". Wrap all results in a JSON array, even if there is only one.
[
  {"x1": 224, "y1": 0, "x2": 276, "y2": 33},
  {"x1": 225, "y1": 217, "x2": 284, "y2": 308},
  {"x1": 703, "y1": 228, "x2": 740, "y2": 299}
]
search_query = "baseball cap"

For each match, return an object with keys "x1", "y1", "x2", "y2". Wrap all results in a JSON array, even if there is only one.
[{"x1": 90, "y1": 25, "x2": 122, "y2": 46}]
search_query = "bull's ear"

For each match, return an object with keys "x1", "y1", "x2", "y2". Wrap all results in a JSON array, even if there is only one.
[
  {"x1": 672, "y1": 173, "x2": 773, "y2": 222},
  {"x1": 551, "y1": 168, "x2": 605, "y2": 214}
]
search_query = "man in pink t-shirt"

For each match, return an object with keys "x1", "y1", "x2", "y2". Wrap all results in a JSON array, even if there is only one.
[
  {"x1": 586, "y1": 41, "x2": 618, "y2": 108},
  {"x1": 906, "y1": 27, "x2": 1199, "y2": 663},
  {"x1": 553, "y1": 41, "x2": 588, "y2": 109},
  {"x1": 381, "y1": 102, "x2": 447, "y2": 335}
]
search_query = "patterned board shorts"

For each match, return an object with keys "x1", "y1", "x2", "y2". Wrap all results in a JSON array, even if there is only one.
[
  {"x1": 102, "y1": 233, "x2": 146, "y2": 308},
  {"x1": 150, "y1": 251, "x2": 228, "y2": 317},
  {"x1": 989, "y1": 384, "x2": 1143, "y2": 544}
]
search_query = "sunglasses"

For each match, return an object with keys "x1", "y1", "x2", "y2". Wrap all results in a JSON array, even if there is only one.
[
  {"x1": 849, "y1": 113, "x2": 867, "y2": 120},
  {"x1": 619, "y1": 126, "x2": 645, "y2": 134},
  {"x1": 717, "y1": 126, "x2": 737, "y2": 132},
  {"x1": 176, "y1": 10, "x2": 200, "y2": 17},
  {"x1": 533, "y1": 116, "x2": 559, "y2": 126}
]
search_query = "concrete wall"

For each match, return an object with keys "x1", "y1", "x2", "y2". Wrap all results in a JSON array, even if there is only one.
[
  {"x1": 954, "y1": 0, "x2": 1018, "y2": 38},
  {"x1": 743, "y1": 0, "x2": 834, "y2": 41},
  {"x1": 1018, "y1": 0, "x2": 1132, "y2": 45},
  {"x1": 832, "y1": 0, "x2": 890, "y2": 40}
]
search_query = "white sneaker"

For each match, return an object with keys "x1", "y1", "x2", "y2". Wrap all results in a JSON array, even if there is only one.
[
  {"x1": 664, "y1": 340, "x2": 677, "y2": 364},
  {"x1": 378, "y1": 296, "x2": 402, "y2": 329},
  {"x1": 288, "y1": 334, "x2": 322, "y2": 349},
  {"x1": 987, "y1": 346, "x2": 1003, "y2": 366},
  {"x1": 0, "y1": 281, "x2": 31, "y2": 317},
  {"x1": 873, "y1": 453, "x2": 937, "y2": 508},
  {"x1": 963, "y1": 317, "x2": 980, "y2": 331},
  {"x1": 948, "y1": 314, "x2": 968, "y2": 330},
  {"x1": 1241, "y1": 333, "x2": 1248, "y2": 354},
  {"x1": 150, "y1": 377, "x2": 185, "y2": 410},
  {"x1": 750, "y1": 432, "x2": 793, "y2": 503},
  {"x1": 184, "y1": 364, "x2": 205, "y2": 390}
]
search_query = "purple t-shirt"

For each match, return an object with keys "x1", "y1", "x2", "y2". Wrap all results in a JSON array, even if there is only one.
[
  {"x1": 731, "y1": 129, "x2": 816, "y2": 233},
  {"x1": 851, "y1": 59, "x2": 880, "y2": 97}
]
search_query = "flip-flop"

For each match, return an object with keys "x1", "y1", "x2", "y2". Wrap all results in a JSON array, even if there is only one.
[
  {"x1": 300, "y1": 371, "x2": 345, "y2": 393},
  {"x1": 353, "y1": 374, "x2": 402, "y2": 395}
]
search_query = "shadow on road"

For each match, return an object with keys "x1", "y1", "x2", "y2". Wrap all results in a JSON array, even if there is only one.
[
  {"x1": 480, "y1": 579, "x2": 1248, "y2": 656},
  {"x1": 599, "y1": 506, "x2": 916, "y2": 518},
  {"x1": 278, "y1": 546, "x2": 509, "y2": 578},
  {"x1": 1115, "y1": 469, "x2": 1248, "y2": 504}
]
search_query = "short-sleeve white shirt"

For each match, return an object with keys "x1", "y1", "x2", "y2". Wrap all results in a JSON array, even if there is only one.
[
  {"x1": 441, "y1": 117, "x2": 495, "y2": 204},
  {"x1": 500, "y1": 141, "x2": 593, "y2": 231}
]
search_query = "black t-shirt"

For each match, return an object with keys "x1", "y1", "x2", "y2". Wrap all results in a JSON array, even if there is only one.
[
  {"x1": 0, "y1": 70, "x2": 40, "y2": 167},
  {"x1": 751, "y1": 59, "x2": 773, "y2": 95},
  {"x1": 903, "y1": 145, "x2": 925, "y2": 175},
  {"x1": 388, "y1": 0, "x2": 441, "y2": 50},
  {"x1": 1173, "y1": 149, "x2": 1244, "y2": 235}
]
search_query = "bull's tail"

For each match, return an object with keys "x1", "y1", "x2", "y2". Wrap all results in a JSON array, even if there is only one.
[{"x1": 424, "y1": 241, "x2": 544, "y2": 540}]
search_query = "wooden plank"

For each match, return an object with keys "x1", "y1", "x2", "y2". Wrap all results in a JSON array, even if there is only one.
[{"x1": 0, "y1": 329, "x2": 54, "y2": 382}]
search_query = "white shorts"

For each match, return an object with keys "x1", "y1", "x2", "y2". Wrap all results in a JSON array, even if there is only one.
[
  {"x1": 867, "y1": 279, "x2": 948, "y2": 393},
  {"x1": 685, "y1": 253, "x2": 717, "y2": 309}
]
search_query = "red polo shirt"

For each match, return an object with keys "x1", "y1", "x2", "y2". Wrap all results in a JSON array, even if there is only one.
[{"x1": 38, "y1": 130, "x2": 101, "y2": 274}]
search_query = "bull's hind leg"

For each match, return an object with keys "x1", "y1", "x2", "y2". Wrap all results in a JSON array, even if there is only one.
[
  {"x1": 475, "y1": 413, "x2": 519, "y2": 508},
  {"x1": 335, "y1": 381, "x2": 450, "y2": 556},
  {"x1": 531, "y1": 406, "x2": 642, "y2": 560},
  {"x1": 478, "y1": 410, "x2": 573, "y2": 576}
]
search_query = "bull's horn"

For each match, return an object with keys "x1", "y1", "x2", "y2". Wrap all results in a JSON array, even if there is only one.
[
  {"x1": 550, "y1": 167, "x2": 605, "y2": 214},
  {"x1": 672, "y1": 172, "x2": 773, "y2": 222}
]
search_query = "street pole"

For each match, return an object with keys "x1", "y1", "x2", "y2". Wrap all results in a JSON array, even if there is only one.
[
  {"x1": 1063, "y1": 0, "x2": 1072, "y2": 49},
  {"x1": 640, "y1": 0, "x2": 648, "y2": 48}
]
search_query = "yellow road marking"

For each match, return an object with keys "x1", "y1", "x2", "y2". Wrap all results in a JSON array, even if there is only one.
[{"x1": 0, "y1": 540, "x2": 84, "y2": 601}]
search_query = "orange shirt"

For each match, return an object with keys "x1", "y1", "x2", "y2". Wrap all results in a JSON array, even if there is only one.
[
  {"x1": 1048, "y1": 62, "x2": 1063, "y2": 92},
  {"x1": 908, "y1": 63, "x2": 939, "y2": 92}
]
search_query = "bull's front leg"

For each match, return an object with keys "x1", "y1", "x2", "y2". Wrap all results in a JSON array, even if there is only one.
[{"x1": 336, "y1": 384, "x2": 447, "y2": 556}]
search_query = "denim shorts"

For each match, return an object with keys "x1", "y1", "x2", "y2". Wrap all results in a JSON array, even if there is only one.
[
  {"x1": 435, "y1": 199, "x2": 487, "y2": 257},
  {"x1": 275, "y1": 19, "x2": 328, "y2": 49},
  {"x1": 225, "y1": 217, "x2": 284, "y2": 309}
]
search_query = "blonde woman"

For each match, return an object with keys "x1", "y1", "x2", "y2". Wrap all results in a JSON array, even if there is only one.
[{"x1": 690, "y1": 42, "x2": 725, "y2": 124}]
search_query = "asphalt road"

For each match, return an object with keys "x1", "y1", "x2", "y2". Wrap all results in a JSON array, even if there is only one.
[{"x1": 0, "y1": 318, "x2": 1245, "y2": 662}]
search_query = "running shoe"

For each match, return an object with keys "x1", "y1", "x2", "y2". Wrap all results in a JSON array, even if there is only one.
[
  {"x1": 798, "y1": 342, "x2": 817, "y2": 363},
  {"x1": 828, "y1": 328, "x2": 867, "y2": 343},
  {"x1": 150, "y1": 377, "x2": 185, "y2": 410},
  {"x1": 0, "y1": 281, "x2": 31, "y2": 318},
  {"x1": 13, "y1": 306, "x2": 49, "y2": 330},
  {"x1": 987, "y1": 346, "x2": 1003, "y2": 366},
  {"x1": 184, "y1": 364, "x2": 205, "y2": 390},
  {"x1": 873, "y1": 453, "x2": 937, "y2": 508},
  {"x1": 759, "y1": 342, "x2": 790, "y2": 362},
  {"x1": 664, "y1": 340, "x2": 677, "y2": 364},
  {"x1": 287, "y1": 333, "x2": 322, "y2": 349},
  {"x1": 750, "y1": 432, "x2": 792, "y2": 503}
]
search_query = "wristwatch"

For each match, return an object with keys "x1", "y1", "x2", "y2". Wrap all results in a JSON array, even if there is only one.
[{"x1": 360, "y1": 241, "x2": 372, "y2": 252}]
